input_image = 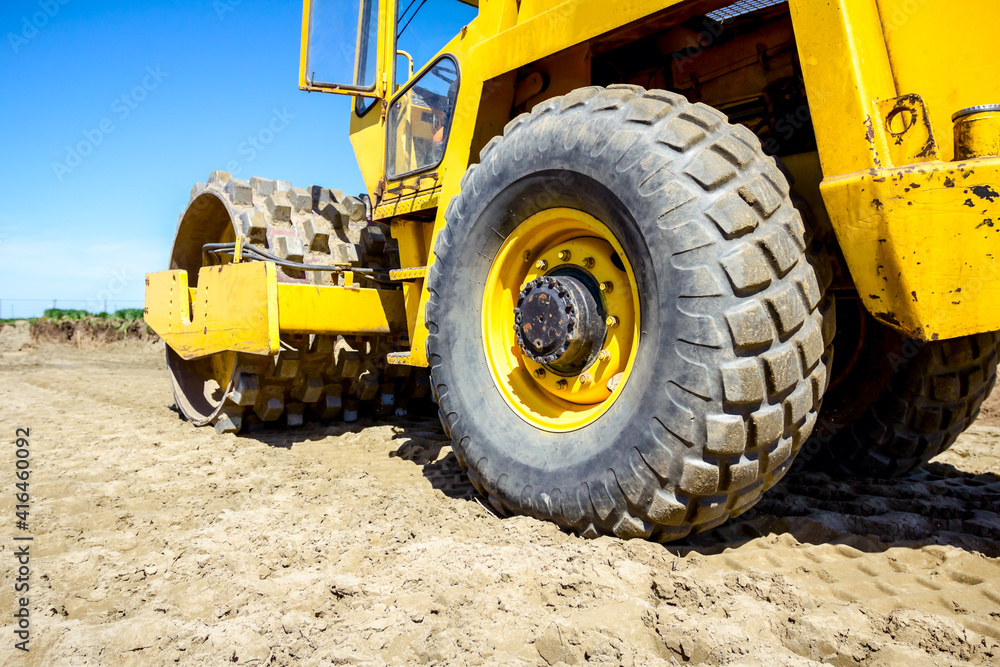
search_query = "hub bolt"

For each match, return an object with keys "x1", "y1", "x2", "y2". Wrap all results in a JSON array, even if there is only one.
[
  {"x1": 535, "y1": 259, "x2": 548, "y2": 271},
  {"x1": 523, "y1": 251, "x2": 531, "y2": 262},
  {"x1": 598, "y1": 349, "x2": 611, "y2": 361},
  {"x1": 600, "y1": 281, "x2": 613, "y2": 293},
  {"x1": 606, "y1": 316, "x2": 619, "y2": 328},
  {"x1": 578, "y1": 372, "x2": 593, "y2": 384},
  {"x1": 582, "y1": 257, "x2": 595, "y2": 269},
  {"x1": 533, "y1": 368, "x2": 546, "y2": 379},
  {"x1": 557, "y1": 249, "x2": 572, "y2": 261},
  {"x1": 556, "y1": 379, "x2": 568, "y2": 390}
]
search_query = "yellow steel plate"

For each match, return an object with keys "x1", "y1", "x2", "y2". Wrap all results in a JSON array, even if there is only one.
[
  {"x1": 277, "y1": 283, "x2": 406, "y2": 335},
  {"x1": 823, "y1": 156, "x2": 1000, "y2": 340},
  {"x1": 146, "y1": 262, "x2": 407, "y2": 359},
  {"x1": 388, "y1": 266, "x2": 428, "y2": 280},
  {"x1": 145, "y1": 262, "x2": 279, "y2": 360},
  {"x1": 375, "y1": 189, "x2": 441, "y2": 220}
]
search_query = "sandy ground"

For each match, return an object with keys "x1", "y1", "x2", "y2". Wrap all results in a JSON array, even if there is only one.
[{"x1": 1, "y1": 340, "x2": 999, "y2": 665}]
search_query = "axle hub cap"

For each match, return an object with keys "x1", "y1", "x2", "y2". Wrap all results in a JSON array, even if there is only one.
[{"x1": 514, "y1": 275, "x2": 605, "y2": 371}]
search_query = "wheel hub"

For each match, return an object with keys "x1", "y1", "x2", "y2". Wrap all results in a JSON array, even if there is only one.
[
  {"x1": 481, "y1": 208, "x2": 640, "y2": 429},
  {"x1": 514, "y1": 275, "x2": 606, "y2": 371}
]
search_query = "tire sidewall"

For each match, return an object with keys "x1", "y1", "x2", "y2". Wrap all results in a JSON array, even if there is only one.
[
  {"x1": 431, "y1": 106, "x2": 727, "y2": 513},
  {"x1": 428, "y1": 88, "x2": 827, "y2": 535}
]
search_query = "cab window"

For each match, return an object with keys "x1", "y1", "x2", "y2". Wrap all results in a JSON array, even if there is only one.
[
  {"x1": 306, "y1": 0, "x2": 380, "y2": 90},
  {"x1": 386, "y1": 57, "x2": 459, "y2": 179}
]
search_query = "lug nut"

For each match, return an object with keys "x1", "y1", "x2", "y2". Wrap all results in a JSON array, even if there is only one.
[
  {"x1": 533, "y1": 368, "x2": 546, "y2": 379},
  {"x1": 535, "y1": 259, "x2": 548, "y2": 271},
  {"x1": 606, "y1": 316, "x2": 619, "y2": 328},
  {"x1": 555, "y1": 379, "x2": 568, "y2": 390},
  {"x1": 582, "y1": 256, "x2": 595, "y2": 269},
  {"x1": 557, "y1": 249, "x2": 572, "y2": 261},
  {"x1": 600, "y1": 281, "x2": 613, "y2": 293},
  {"x1": 598, "y1": 349, "x2": 611, "y2": 361},
  {"x1": 578, "y1": 372, "x2": 593, "y2": 384}
]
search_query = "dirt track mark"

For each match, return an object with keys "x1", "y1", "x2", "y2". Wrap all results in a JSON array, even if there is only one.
[{"x1": 1, "y1": 344, "x2": 998, "y2": 665}]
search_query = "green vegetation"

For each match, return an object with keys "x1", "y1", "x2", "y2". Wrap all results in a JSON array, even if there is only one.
[
  {"x1": 40, "y1": 307, "x2": 144, "y2": 321},
  {"x1": 43, "y1": 308, "x2": 92, "y2": 320},
  {"x1": 0, "y1": 307, "x2": 145, "y2": 326},
  {"x1": 0, "y1": 308, "x2": 146, "y2": 323}
]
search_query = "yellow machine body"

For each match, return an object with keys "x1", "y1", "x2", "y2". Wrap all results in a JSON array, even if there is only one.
[
  {"x1": 146, "y1": 0, "x2": 1000, "y2": 359},
  {"x1": 145, "y1": 263, "x2": 406, "y2": 360},
  {"x1": 792, "y1": 0, "x2": 1000, "y2": 339}
]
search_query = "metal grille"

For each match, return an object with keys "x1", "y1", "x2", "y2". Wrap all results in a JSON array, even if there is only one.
[{"x1": 706, "y1": 0, "x2": 787, "y2": 21}]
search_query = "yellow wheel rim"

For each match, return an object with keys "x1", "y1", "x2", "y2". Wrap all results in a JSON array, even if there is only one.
[{"x1": 482, "y1": 208, "x2": 641, "y2": 432}]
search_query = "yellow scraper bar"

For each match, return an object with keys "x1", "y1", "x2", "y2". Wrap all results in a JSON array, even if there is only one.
[
  {"x1": 145, "y1": 262, "x2": 406, "y2": 361},
  {"x1": 145, "y1": 262, "x2": 279, "y2": 360}
]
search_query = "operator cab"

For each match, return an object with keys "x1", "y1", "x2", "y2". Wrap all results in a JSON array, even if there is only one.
[{"x1": 300, "y1": 1, "x2": 477, "y2": 190}]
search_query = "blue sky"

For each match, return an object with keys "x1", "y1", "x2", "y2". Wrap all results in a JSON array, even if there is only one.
[{"x1": 0, "y1": 0, "x2": 372, "y2": 317}]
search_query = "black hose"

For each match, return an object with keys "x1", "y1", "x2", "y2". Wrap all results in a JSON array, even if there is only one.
[
  {"x1": 397, "y1": 0, "x2": 429, "y2": 39},
  {"x1": 397, "y1": 0, "x2": 420, "y2": 30},
  {"x1": 201, "y1": 241, "x2": 398, "y2": 285}
]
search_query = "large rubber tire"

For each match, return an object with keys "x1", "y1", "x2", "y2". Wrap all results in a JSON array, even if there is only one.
[
  {"x1": 426, "y1": 85, "x2": 834, "y2": 540},
  {"x1": 802, "y1": 301, "x2": 1000, "y2": 477},
  {"x1": 166, "y1": 171, "x2": 430, "y2": 433}
]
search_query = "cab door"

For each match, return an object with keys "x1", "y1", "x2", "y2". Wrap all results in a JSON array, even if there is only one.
[
  {"x1": 379, "y1": 1, "x2": 477, "y2": 217},
  {"x1": 299, "y1": 1, "x2": 476, "y2": 211},
  {"x1": 299, "y1": 0, "x2": 394, "y2": 98},
  {"x1": 300, "y1": 0, "x2": 399, "y2": 199}
]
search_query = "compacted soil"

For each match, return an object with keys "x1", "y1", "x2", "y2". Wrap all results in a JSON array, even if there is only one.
[{"x1": 1, "y1": 340, "x2": 998, "y2": 665}]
